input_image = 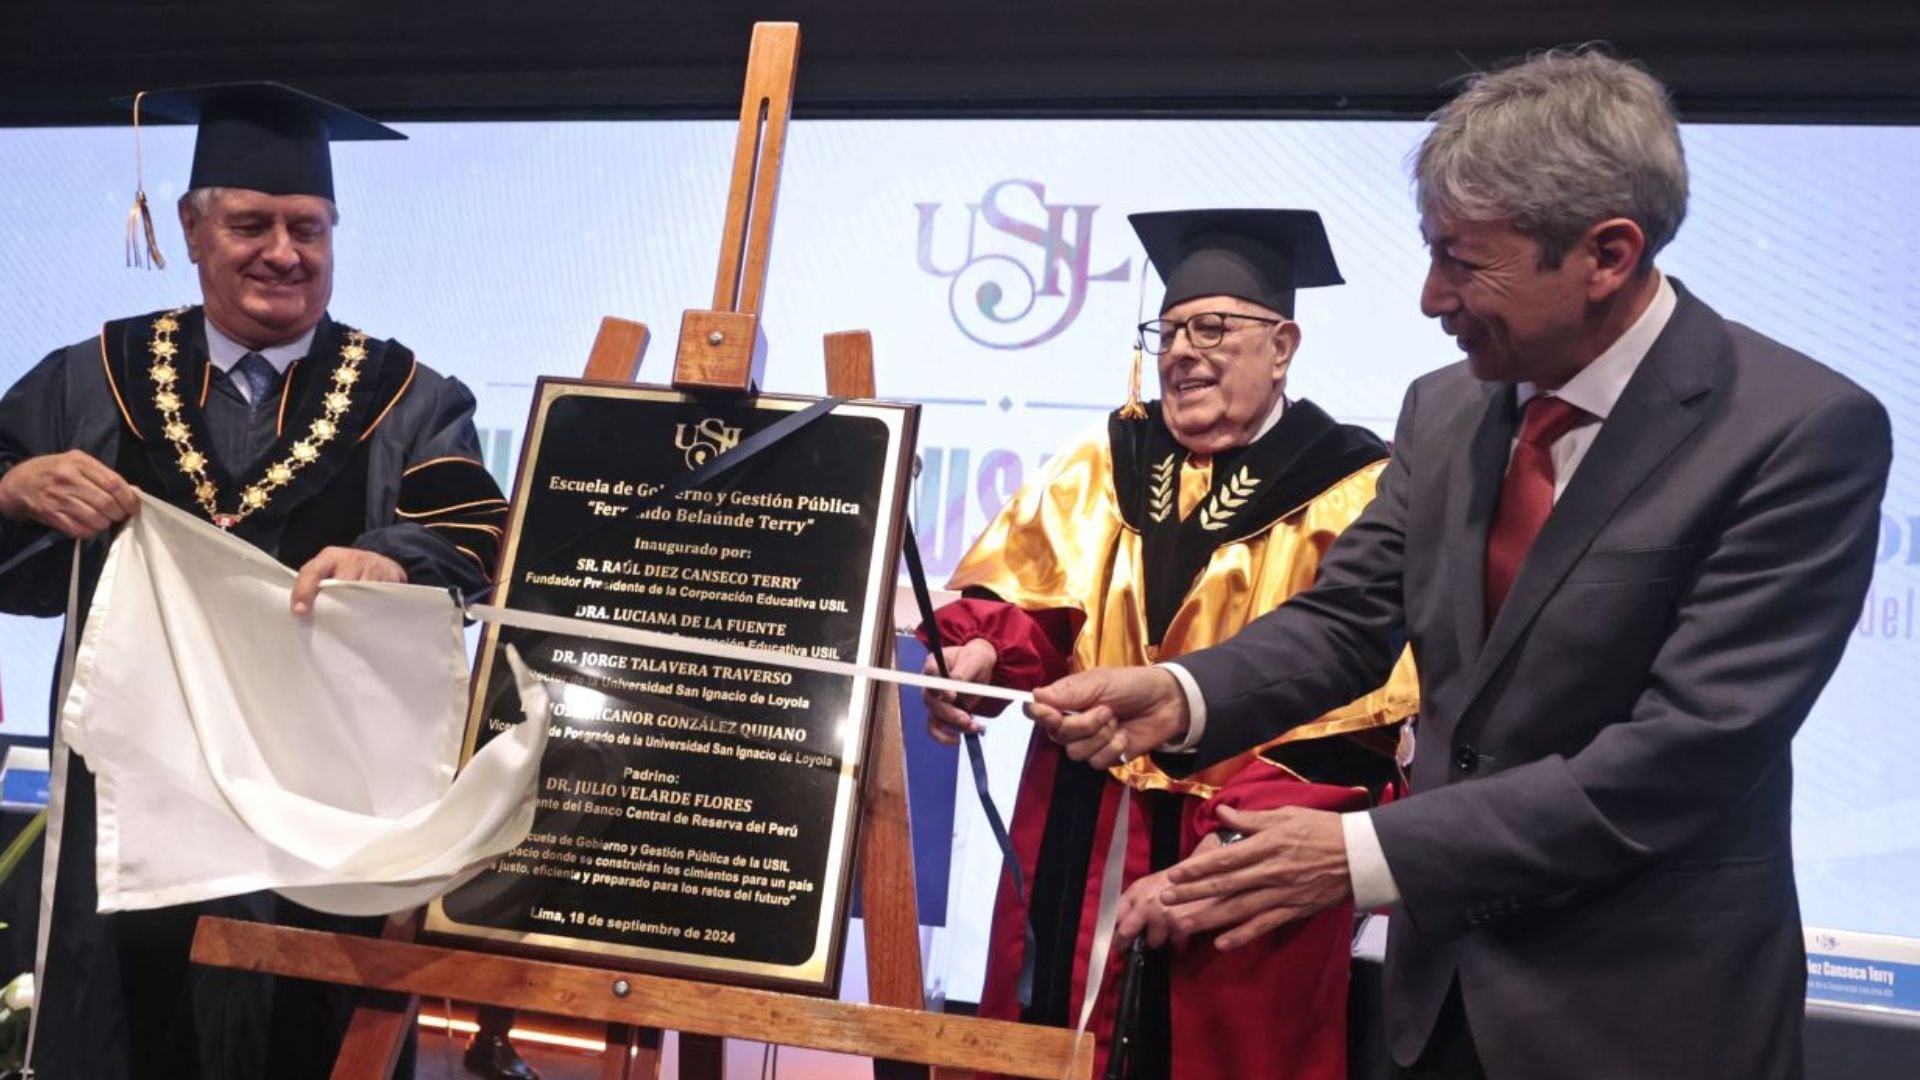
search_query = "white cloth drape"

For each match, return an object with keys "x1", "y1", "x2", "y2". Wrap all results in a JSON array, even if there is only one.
[{"x1": 58, "y1": 494, "x2": 549, "y2": 916}]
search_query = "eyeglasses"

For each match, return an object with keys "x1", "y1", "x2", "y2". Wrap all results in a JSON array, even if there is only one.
[{"x1": 1137, "y1": 312, "x2": 1285, "y2": 354}]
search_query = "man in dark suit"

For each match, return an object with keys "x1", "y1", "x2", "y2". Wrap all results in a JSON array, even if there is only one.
[{"x1": 1029, "y1": 48, "x2": 1892, "y2": 1079}]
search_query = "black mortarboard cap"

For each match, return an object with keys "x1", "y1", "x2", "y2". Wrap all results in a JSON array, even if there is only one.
[
  {"x1": 1129, "y1": 209, "x2": 1344, "y2": 317},
  {"x1": 129, "y1": 81, "x2": 404, "y2": 203}
]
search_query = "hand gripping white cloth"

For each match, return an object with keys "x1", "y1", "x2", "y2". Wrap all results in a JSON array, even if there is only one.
[{"x1": 57, "y1": 494, "x2": 550, "y2": 916}]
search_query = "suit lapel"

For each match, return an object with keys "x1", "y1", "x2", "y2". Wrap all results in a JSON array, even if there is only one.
[
  {"x1": 1446, "y1": 382, "x2": 1514, "y2": 669},
  {"x1": 1460, "y1": 285, "x2": 1721, "y2": 714}
]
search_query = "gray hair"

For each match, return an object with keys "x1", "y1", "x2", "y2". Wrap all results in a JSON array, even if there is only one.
[
  {"x1": 1414, "y1": 47, "x2": 1688, "y2": 268},
  {"x1": 179, "y1": 186, "x2": 341, "y2": 226}
]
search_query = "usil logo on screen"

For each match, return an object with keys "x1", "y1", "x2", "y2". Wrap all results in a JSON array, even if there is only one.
[{"x1": 916, "y1": 179, "x2": 1131, "y2": 349}]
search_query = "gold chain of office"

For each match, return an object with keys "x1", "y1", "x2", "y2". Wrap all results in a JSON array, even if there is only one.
[{"x1": 144, "y1": 307, "x2": 368, "y2": 529}]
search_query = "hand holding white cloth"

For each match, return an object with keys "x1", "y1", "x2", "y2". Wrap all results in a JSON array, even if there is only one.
[{"x1": 58, "y1": 494, "x2": 549, "y2": 916}]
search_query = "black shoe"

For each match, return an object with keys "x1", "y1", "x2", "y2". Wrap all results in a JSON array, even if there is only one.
[{"x1": 464, "y1": 1031, "x2": 541, "y2": 1080}]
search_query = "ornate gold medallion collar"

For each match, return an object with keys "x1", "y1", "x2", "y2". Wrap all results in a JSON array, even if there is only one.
[{"x1": 145, "y1": 307, "x2": 368, "y2": 529}]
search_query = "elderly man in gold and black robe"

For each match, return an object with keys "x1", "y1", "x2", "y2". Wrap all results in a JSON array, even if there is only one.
[{"x1": 922, "y1": 209, "x2": 1417, "y2": 1079}]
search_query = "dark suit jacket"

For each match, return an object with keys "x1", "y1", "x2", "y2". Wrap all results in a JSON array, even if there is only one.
[{"x1": 1176, "y1": 283, "x2": 1891, "y2": 1079}]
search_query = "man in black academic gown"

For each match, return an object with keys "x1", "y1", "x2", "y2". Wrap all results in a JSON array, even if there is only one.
[{"x1": 0, "y1": 83, "x2": 523, "y2": 1080}]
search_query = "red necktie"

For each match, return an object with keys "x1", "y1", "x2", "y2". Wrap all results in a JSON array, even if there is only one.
[{"x1": 1485, "y1": 395, "x2": 1589, "y2": 622}]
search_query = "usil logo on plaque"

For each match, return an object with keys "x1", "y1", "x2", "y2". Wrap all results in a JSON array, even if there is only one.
[{"x1": 673, "y1": 417, "x2": 743, "y2": 468}]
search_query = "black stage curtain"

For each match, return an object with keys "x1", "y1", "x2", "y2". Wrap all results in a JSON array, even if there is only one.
[{"x1": 5, "y1": 1, "x2": 1920, "y2": 126}]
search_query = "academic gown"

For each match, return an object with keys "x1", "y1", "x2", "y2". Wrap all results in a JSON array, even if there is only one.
[
  {"x1": 0, "y1": 306, "x2": 509, "y2": 1080},
  {"x1": 929, "y1": 400, "x2": 1419, "y2": 1080}
]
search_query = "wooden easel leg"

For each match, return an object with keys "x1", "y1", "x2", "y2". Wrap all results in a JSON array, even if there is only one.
[
  {"x1": 634, "y1": 1026, "x2": 664, "y2": 1079},
  {"x1": 600, "y1": 1023, "x2": 631, "y2": 1080},
  {"x1": 858, "y1": 675, "x2": 924, "y2": 1008},
  {"x1": 329, "y1": 914, "x2": 422, "y2": 1080},
  {"x1": 680, "y1": 1032, "x2": 726, "y2": 1079},
  {"x1": 825, "y1": 330, "x2": 934, "y2": 1080},
  {"x1": 859, "y1": 673, "x2": 932, "y2": 1080},
  {"x1": 600, "y1": 1023, "x2": 664, "y2": 1080},
  {"x1": 328, "y1": 988, "x2": 419, "y2": 1080},
  {"x1": 582, "y1": 316, "x2": 651, "y2": 383}
]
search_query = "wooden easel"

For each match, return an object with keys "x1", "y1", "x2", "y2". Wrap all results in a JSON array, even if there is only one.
[{"x1": 190, "y1": 21, "x2": 1093, "y2": 1080}]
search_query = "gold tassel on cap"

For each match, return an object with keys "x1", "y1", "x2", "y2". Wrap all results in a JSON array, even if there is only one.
[
  {"x1": 1118, "y1": 258, "x2": 1149, "y2": 419},
  {"x1": 125, "y1": 91, "x2": 167, "y2": 270},
  {"x1": 1118, "y1": 342, "x2": 1148, "y2": 419}
]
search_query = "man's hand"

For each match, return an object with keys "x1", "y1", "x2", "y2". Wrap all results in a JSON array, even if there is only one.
[
  {"x1": 291, "y1": 546, "x2": 406, "y2": 615},
  {"x1": 1027, "y1": 666, "x2": 1190, "y2": 769},
  {"x1": 0, "y1": 451, "x2": 141, "y2": 539},
  {"x1": 1151, "y1": 804, "x2": 1354, "y2": 950},
  {"x1": 1116, "y1": 832, "x2": 1224, "y2": 948},
  {"x1": 922, "y1": 638, "x2": 998, "y2": 745}
]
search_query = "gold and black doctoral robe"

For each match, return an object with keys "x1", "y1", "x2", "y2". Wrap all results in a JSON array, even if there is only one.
[{"x1": 932, "y1": 399, "x2": 1417, "y2": 1080}]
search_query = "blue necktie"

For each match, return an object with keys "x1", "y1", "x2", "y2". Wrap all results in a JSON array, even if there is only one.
[{"x1": 234, "y1": 352, "x2": 281, "y2": 408}]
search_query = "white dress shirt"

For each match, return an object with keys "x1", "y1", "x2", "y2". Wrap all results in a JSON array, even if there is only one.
[
  {"x1": 1252, "y1": 392, "x2": 1288, "y2": 441},
  {"x1": 204, "y1": 319, "x2": 316, "y2": 404},
  {"x1": 1165, "y1": 274, "x2": 1677, "y2": 910}
]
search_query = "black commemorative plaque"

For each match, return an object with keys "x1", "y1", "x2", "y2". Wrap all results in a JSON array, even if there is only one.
[{"x1": 426, "y1": 379, "x2": 917, "y2": 993}]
